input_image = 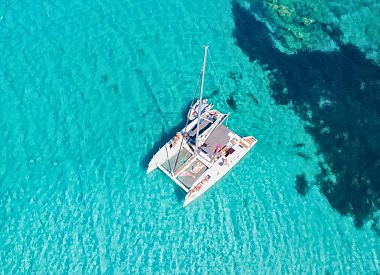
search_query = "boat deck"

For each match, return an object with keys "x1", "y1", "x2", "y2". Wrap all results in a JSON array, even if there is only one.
[
  {"x1": 151, "y1": 105, "x2": 255, "y2": 197},
  {"x1": 160, "y1": 123, "x2": 238, "y2": 189},
  {"x1": 177, "y1": 159, "x2": 208, "y2": 188},
  {"x1": 161, "y1": 148, "x2": 192, "y2": 175},
  {"x1": 200, "y1": 124, "x2": 233, "y2": 158}
]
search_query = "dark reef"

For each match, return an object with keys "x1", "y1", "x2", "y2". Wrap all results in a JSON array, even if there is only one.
[
  {"x1": 293, "y1": 143, "x2": 305, "y2": 148},
  {"x1": 295, "y1": 174, "x2": 310, "y2": 196},
  {"x1": 227, "y1": 95, "x2": 238, "y2": 110},
  {"x1": 232, "y1": 2, "x2": 380, "y2": 228},
  {"x1": 295, "y1": 152, "x2": 311, "y2": 160}
]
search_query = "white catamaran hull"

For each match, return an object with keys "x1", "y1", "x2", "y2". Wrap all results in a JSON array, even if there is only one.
[
  {"x1": 147, "y1": 144, "x2": 172, "y2": 174},
  {"x1": 147, "y1": 118, "x2": 199, "y2": 174},
  {"x1": 147, "y1": 140, "x2": 182, "y2": 174},
  {"x1": 183, "y1": 136, "x2": 256, "y2": 206},
  {"x1": 147, "y1": 46, "x2": 258, "y2": 207}
]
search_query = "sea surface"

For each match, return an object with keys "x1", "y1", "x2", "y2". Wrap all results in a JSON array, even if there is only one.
[{"x1": 0, "y1": 0, "x2": 379, "y2": 273}]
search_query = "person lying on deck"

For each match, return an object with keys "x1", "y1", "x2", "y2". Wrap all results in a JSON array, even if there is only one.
[
  {"x1": 191, "y1": 161, "x2": 205, "y2": 173},
  {"x1": 200, "y1": 175, "x2": 211, "y2": 184},
  {"x1": 180, "y1": 170, "x2": 195, "y2": 178}
]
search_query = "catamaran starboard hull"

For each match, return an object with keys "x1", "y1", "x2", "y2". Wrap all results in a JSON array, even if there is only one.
[{"x1": 183, "y1": 136, "x2": 257, "y2": 207}]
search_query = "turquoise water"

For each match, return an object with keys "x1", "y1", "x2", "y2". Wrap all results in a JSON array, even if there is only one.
[{"x1": 0, "y1": 0, "x2": 379, "y2": 273}]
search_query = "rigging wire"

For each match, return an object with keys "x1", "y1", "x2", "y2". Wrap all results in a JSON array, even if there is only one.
[
  {"x1": 171, "y1": 49, "x2": 227, "y2": 175},
  {"x1": 171, "y1": 69, "x2": 203, "y2": 175},
  {"x1": 209, "y1": 51, "x2": 228, "y2": 112},
  {"x1": 163, "y1": 142, "x2": 172, "y2": 174}
]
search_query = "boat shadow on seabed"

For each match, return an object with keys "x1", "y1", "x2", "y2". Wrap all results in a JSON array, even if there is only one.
[
  {"x1": 232, "y1": 1, "x2": 380, "y2": 233},
  {"x1": 142, "y1": 102, "x2": 196, "y2": 201}
]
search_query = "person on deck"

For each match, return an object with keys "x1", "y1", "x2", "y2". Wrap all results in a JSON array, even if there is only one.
[
  {"x1": 170, "y1": 132, "x2": 181, "y2": 148},
  {"x1": 214, "y1": 143, "x2": 221, "y2": 154}
]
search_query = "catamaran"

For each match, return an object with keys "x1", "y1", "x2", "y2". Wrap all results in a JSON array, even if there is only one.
[{"x1": 147, "y1": 46, "x2": 257, "y2": 206}]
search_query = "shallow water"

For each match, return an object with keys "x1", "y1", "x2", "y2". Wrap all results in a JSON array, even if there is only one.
[{"x1": 0, "y1": 0, "x2": 379, "y2": 273}]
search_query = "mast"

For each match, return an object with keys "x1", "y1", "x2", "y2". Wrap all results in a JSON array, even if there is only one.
[{"x1": 195, "y1": 45, "x2": 209, "y2": 154}]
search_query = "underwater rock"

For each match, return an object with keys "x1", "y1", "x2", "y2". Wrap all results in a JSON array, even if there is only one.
[
  {"x1": 212, "y1": 89, "x2": 220, "y2": 97},
  {"x1": 248, "y1": 94, "x2": 259, "y2": 104},
  {"x1": 295, "y1": 174, "x2": 310, "y2": 196},
  {"x1": 293, "y1": 143, "x2": 305, "y2": 148},
  {"x1": 233, "y1": 1, "x2": 380, "y2": 229},
  {"x1": 229, "y1": 71, "x2": 238, "y2": 81},
  {"x1": 229, "y1": 71, "x2": 243, "y2": 80},
  {"x1": 269, "y1": 2, "x2": 294, "y2": 19},
  {"x1": 248, "y1": 0, "x2": 380, "y2": 64},
  {"x1": 295, "y1": 152, "x2": 311, "y2": 160},
  {"x1": 226, "y1": 95, "x2": 238, "y2": 110}
]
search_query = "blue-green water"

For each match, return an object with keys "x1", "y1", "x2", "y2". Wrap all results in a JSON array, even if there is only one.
[{"x1": 0, "y1": 0, "x2": 379, "y2": 273}]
